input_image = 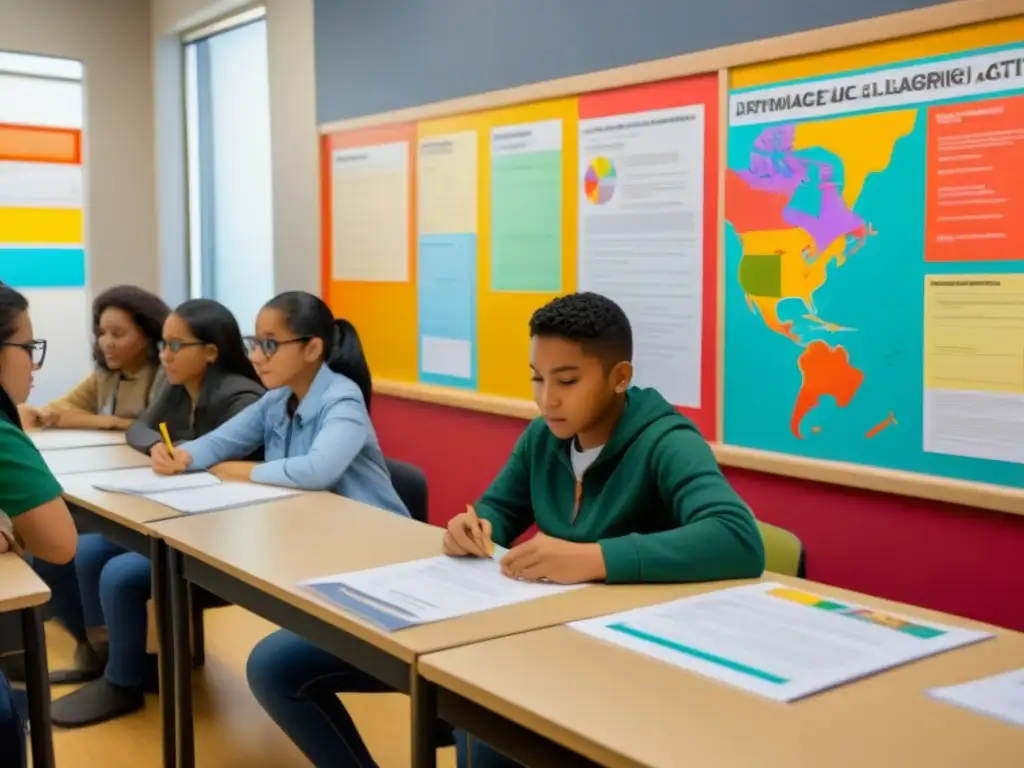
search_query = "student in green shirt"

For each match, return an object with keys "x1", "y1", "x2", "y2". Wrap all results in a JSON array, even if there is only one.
[
  {"x1": 0, "y1": 284, "x2": 77, "y2": 563},
  {"x1": 443, "y1": 291, "x2": 765, "y2": 766}
]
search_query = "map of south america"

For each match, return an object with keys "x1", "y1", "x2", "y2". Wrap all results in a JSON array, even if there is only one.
[{"x1": 725, "y1": 111, "x2": 916, "y2": 439}]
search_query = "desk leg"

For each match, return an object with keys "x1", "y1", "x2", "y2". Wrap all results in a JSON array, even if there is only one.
[
  {"x1": 20, "y1": 604, "x2": 54, "y2": 768},
  {"x1": 410, "y1": 667, "x2": 438, "y2": 768},
  {"x1": 168, "y1": 547, "x2": 195, "y2": 768},
  {"x1": 151, "y1": 538, "x2": 176, "y2": 768}
]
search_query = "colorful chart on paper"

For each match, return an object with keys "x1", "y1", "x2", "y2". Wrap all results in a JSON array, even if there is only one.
[
  {"x1": 724, "y1": 28, "x2": 1024, "y2": 488},
  {"x1": 583, "y1": 156, "x2": 617, "y2": 204}
]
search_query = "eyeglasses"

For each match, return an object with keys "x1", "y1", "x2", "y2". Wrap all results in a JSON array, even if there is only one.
[
  {"x1": 0, "y1": 339, "x2": 47, "y2": 369},
  {"x1": 158, "y1": 340, "x2": 206, "y2": 354},
  {"x1": 242, "y1": 336, "x2": 310, "y2": 358}
]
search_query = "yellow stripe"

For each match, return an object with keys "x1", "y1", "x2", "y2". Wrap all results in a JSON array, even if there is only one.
[{"x1": 0, "y1": 207, "x2": 82, "y2": 244}]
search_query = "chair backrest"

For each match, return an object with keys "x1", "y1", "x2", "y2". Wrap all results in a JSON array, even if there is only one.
[
  {"x1": 385, "y1": 457, "x2": 428, "y2": 523},
  {"x1": 756, "y1": 521, "x2": 806, "y2": 578}
]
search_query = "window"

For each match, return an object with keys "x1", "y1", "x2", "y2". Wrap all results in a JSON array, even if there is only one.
[
  {"x1": 0, "y1": 52, "x2": 92, "y2": 404},
  {"x1": 184, "y1": 9, "x2": 274, "y2": 333}
]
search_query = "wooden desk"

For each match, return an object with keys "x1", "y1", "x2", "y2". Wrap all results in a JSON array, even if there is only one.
[
  {"x1": 0, "y1": 554, "x2": 54, "y2": 768},
  {"x1": 420, "y1": 578, "x2": 1024, "y2": 768},
  {"x1": 151, "y1": 498, "x2": 743, "y2": 768},
  {"x1": 40, "y1": 443, "x2": 148, "y2": 476}
]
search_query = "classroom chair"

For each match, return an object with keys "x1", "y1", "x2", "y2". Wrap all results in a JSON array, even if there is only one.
[
  {"x1": 385, "y1": 457, "x2": 429, "y2": 523},
  {"x1": 756, "y1": 521, "x2": 806, "y2": 578}
]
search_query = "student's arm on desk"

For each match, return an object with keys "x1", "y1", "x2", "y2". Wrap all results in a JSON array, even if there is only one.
[
  {"x1": 473, "y1": 431, "x2": 535, "y2": 547},
  {"x1": 0, "y1": 429, "x2": 76, "y2": 563},
  {"x1": 250, "y1": 396, "x2": 365, "y2": 491},
  {"x1": 178, "y1": 395, "x2": 267, "y2": 470},
  {"x1": 599, "y1": 429, "x2": 766, "y2": 584}
]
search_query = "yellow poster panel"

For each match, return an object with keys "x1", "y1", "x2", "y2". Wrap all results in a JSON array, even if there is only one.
[
  {"x1": 477, "y1": 98, "x2": 578, "y2": 400},
  {"x1": 0, "y1": 207, "x2": 82, "y2": 244},
  {"x1": 732, "y1": 16, "x2": 1024, "y2": 87}
]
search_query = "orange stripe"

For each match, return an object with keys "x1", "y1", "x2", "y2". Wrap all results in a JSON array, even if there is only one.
[{"x1": 0, "y1": 124, "x2": 81, "y2": 164}]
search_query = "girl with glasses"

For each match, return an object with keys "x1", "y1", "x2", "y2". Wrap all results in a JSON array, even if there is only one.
[
  {"x1": 47, "y1": 299, "x2": 266, "y2": 727},
  {"x1": 0, "y1": 285, "x2": 78, "y2": 766},
  {"x1": 19, "y1": 285, "x2": 170, "y2": 431}
]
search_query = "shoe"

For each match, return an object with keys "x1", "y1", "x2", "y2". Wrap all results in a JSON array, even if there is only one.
[
  {"x1": 50, "y1": 678, "x2": 144, "y2": 728},
  {"x1": 49, "y1": 641, "x2": 107, "y2": 685}
]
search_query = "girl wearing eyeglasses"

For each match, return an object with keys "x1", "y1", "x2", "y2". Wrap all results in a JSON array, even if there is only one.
[
  {"x1": 18, "y1": 285, "x2": 170, "y2": 431},
  {"x1": 45, "y1": 298, "x2": 266, "y2": 728}
]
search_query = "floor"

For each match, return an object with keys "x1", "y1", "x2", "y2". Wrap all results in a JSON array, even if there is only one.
[{"x1": 41, "y1": 608, "x2": 457, "y2": 767}]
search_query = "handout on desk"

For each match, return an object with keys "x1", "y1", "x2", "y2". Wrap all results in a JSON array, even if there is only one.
[
  {"x1": 30, "y1": 429, "x2": 126, "y2": 451},
  {"x1": 301, "y1": 554, "x2": 584, "y2": 631},
  {"x1": 92, "y1": 466, "x2": 222, "y2": 495},
  {"x1": 569, "y1": 582, "x2": 993, "y2": 703},
  {"x1": 929, "y1": 668, "x2": 1024, "y2": 727}
]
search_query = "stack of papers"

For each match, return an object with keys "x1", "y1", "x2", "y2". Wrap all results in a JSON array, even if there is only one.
[
  {"x1": 929, "y1": 668, "x2": 1024, "y2": 727},
  {"x1": 569, "y1": 582, "x2": 994, "y2": 702},
  {"x1": 302, "y1": 553, "x2": 584, "y2": 631},
  {"x1": 92, "y1": 466, "x2": 302, "y2": 514}
]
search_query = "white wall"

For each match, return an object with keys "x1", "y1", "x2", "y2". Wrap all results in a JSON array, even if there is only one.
[
  {"x1": 0, "y1": 0, "x2": 157, "y2": 293},
  {"x1": 151, "y1": 0, "x2": 320, "y2": 307}
]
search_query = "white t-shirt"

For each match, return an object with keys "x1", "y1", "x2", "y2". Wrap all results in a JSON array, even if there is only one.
[{"x1": 570, "y1": 440, "x2": 603, "y2": 480}]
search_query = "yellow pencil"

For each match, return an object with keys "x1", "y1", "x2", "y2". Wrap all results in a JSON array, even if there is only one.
[{"x1": 158, "y1": 422, "x2": 175, "y2": 458}]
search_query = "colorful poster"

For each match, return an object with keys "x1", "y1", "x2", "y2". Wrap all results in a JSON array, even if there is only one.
[
  {"x1": 330, "y1": 142, "x2": 410, "y2": 282},
  {"x1": 416, "y1": 129, "x2": 479, "y2": 388},
  {"x1": 724, "y1": 35, "x2": 1024, "y2": 487},
  {"x1": 578, "y1": 79, "x2": 715, "y2": 416},
  {"x1": 489, "y1": 119, "x2": 563, "y2": 292}
]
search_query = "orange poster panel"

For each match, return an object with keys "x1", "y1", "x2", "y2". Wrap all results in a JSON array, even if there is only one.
[
  {"x1": 925, "y1": 95, "x2": 1024, "y2": 262},
  {"x1": 322, "y1": 124, "x2": 418, "y2": 383},
  {"x1": 0, "y1": 124, "x2": 80, "y2": 164}
]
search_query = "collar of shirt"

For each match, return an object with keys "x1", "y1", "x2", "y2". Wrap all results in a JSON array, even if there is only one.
[{"x1": 271, "y1": 363, "x2": 333, "y2": 438}]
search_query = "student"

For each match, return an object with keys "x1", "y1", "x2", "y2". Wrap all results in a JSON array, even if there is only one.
[
  {"x1": 150, "y1": 291, "x2": 404, "y2": 517},
  {"x1": 19, "y1": 285, "x2": 170, "y2": 430},
  {"x1": 243, "y1": 291, "x2": 765, "y2": 767},
  {"x1": 41, "y1": 300, "x2": 266, "y2": 726},
  {"x1": 0, "y1": 285, "x2": 78, "y2": 764}
]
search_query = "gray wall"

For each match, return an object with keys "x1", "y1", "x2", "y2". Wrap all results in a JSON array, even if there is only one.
[{"x1": 314, "y1": 0, "x2": 951, "y2": 122}]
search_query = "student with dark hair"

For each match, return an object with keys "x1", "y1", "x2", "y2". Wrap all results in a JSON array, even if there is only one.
[
  {"x1": 0, "y1": 285, "x2": 78, "y2": 764},
  {"x1": 236, "y1": 292, "x2": 764, "y2": 768},
  {"x1": 19, "y1": 285, "x2": 170, "y2": 430},
  {"x1": 152, "y1": 290, "x2": 404, "y2": 506},
  {"x1": 46, "y1": 299, "x2": 267, "y2": 727}
]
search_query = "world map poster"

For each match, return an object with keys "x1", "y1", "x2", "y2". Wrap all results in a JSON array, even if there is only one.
[{"x1": 724, "y1": 41, "x2": 1024, "y2": 488}]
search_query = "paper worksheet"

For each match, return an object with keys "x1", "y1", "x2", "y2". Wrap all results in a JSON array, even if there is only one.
[
  {"x1": 302, "y1": 554, "x2": 584, "y2": 631},
  {"x1": 92, "y1": 467, "x2": 222, "y2": 495},
  {"x1": 928, "y1": 668, "x2": 1024, "y2": 727},
  {"x1": 30, "y1": 429, "x2": 127, "y2": 451},
  {"x1": 570, "y1": 582, "x2": 993, "y2": 703},
  {"x1": 143, "y1": 482, "x2": 302, "y2": 514}
]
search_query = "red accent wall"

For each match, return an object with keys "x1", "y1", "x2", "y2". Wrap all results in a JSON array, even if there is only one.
[{"x1": 374, "y1": 395, "x2": 1024, "y2": 632}]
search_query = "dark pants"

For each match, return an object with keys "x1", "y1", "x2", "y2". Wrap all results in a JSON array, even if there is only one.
[
  {"x1": 0, "y1": 672, "x2": 26, "y2": 768},
  {"x1": 246, "y1": 629, "x2": 521, "y2": 768}
]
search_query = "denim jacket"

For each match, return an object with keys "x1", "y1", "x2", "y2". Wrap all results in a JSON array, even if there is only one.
[{"x1": 178, "y1": 365, "x2": 408, "y2": 517}]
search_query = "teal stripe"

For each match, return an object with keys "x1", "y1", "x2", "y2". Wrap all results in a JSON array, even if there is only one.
[
  {"x1": 0, "y1": 247, "x2": 86, "y2": 288},
  {"x1": 608, "y1": 623, "x2": 789, "y2": 685}
]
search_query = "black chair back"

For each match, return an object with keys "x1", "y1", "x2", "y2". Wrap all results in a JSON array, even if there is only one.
[{"x1": 385, "y1": 457, "x2": 428, "y2": 523}]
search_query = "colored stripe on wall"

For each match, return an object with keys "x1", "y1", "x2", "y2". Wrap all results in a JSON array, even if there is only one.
[
  {"x1": 0, "y1": 207, "x2": 82, "y2": 244},
  {"x1": 0, "y1": 162, "x2": 83, "y2": 209},
  {"x1": 0, "y1": 247, "x2": 86, "y2": 288},
  {"x1": 0, "y1": 124, "x2": 80, "y2": 164}
]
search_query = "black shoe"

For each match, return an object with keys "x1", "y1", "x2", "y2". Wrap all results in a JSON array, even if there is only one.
[
  {"x1": 50, "y1": 678, "x2": 144, "y2": 728},
  {"x1": 49, "y1": 642, "x2": 107, "y2": 685}
]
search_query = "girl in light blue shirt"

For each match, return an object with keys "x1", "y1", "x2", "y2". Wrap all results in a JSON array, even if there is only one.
[{"x1": 152, "y1": 291, "x2": 408, "y2": 518}]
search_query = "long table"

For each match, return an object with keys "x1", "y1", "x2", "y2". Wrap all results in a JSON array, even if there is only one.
[
  {"x1": 419, "y1": 578, "x2": 1024, "y2": 767},
  {"x1": 0, "y1": 554, "x2": 55, "y2": 768}
]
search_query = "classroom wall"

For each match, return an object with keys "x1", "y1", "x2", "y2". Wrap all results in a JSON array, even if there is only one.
[
  {"x1": 314, "y1": 0, "x2": 1024, "y2": 631},
  {"x1": 0, "y1": 0, "x2": 157, "y2": 292}
]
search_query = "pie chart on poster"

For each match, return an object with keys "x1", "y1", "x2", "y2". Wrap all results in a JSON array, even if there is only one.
[{"x1": 584, "y1": 156, "x2": 616, "y2": 205}]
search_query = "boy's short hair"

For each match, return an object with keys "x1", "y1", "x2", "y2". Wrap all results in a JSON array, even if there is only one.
[{"x1": 529, "y1": 292, "x2": 632, "y2": 367}]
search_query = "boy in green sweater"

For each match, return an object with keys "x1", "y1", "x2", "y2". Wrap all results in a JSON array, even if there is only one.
[{"x1": 444, "y1": 291, "x2": 765, "y2": 584}]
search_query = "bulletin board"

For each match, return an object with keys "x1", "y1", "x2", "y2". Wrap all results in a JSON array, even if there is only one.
[{"x1": 321, "y1": 0, "x2": 1024, "y2": 516}]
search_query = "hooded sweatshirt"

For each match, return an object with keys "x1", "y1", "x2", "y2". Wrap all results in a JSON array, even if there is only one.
[{"x1": 475, "y1": 387, "x2": 766, "y2": 583}]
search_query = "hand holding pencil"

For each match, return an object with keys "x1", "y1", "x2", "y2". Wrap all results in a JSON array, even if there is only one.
[{"x1": 443, "y1": 505, "x2": 494, "y2": 558}]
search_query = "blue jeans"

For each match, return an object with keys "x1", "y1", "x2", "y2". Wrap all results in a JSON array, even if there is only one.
[
  {"x1": 247, "y1": 629, "x2": 520, "y2": 768},
  {"x1": 35, "y1": 534, "x2": 151, "y2": 688}
]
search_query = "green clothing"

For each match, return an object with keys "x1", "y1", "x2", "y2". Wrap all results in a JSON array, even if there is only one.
[
  {"x1": 0, "y1": 419, "x2": 63, "y2": 518},
  {"x1": 476, "y1": 387, "x2": 765, "y2": 584}
]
